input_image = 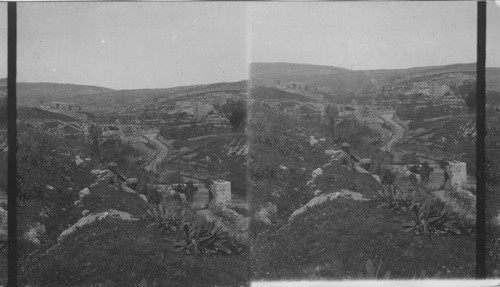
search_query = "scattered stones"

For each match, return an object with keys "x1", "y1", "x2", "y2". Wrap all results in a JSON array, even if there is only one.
[
  {"x1": 46, "y1": 185, "x2": 55, "y2": 191},
  {"x1": 59, "y1": 209, "x2": 139, "y2": 242},
  {"x1": 82, "y1": 210, "x2": 90, "y2": 216},
  {"x1": 79, "y1": 188, "x2": 90, "y2": 199},
  {"x1": 279, "y1": 164, "x2": 289, "y2": 170},
  {"x1": 314, "y1": 190, "x2": 322, "y2": 197},
  {"x1": 23, "y1": 222, "x2": 46, "y2": 245}
]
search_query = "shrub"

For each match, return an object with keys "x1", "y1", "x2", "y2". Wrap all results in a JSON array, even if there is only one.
[
  {"x1": 377, "y1": 183, "x2": 414, "y2": 213},
  {"x1": 420, "y1": 162, "x2": 434, "y2": 183},
  {"x1": 173, "y1": 216, "x2": 233, "y2": 255},
  {"x1": 146, "y1": 200, "x2": 184, "y2": 232},
  {"x1": 173, "y1": 181, "x2": 197, "y2": 202},
  {"x1": 216, "y1": 100, "x2": 247, "y2": 131},
  {"x1": 402, "y1": 196, "x2": 463, "y2": 235}
]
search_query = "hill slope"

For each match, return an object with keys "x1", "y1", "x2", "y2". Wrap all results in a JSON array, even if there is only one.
[{"x1": 251, "y1": 62, "x2": 500, "y2": 98}]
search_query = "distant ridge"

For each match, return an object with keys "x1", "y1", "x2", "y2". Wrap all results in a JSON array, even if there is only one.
[{"x1": 251, "y1": 62, "x2": 500, "y2": 95}]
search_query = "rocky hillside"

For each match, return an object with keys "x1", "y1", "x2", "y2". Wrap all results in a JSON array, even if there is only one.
[
  {"x1": 16, "y1": 123, "x2": 250, "y2": 286},
  {"x1": 251, "y1": 62, "x2": 500, "y2": 102},
  {"x1": 248, "y1": 102, "x2": 475, "y2": 280}
]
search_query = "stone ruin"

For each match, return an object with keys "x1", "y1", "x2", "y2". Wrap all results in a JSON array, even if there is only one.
[
  {"x1": 444, "y1": 160, "x2": 467, "y2": 191},
  {"x1": 211, "y1": 180, "x2": 231, "y2": 206}
]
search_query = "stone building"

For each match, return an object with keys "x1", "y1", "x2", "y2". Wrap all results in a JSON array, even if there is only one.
[
  {"x1": 444, "y1": 161, "x2": 467, "y2": 191},
  {"x1": 212, "y1": 180, "x2": 231, "y2": 206}
]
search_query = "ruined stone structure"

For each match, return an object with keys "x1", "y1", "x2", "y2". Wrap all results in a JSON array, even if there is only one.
[
  {"x1": 212, "y1": 180, "x2": 231, "y2": 206},
  {"x1": 444, "y1": 161, "x2": 467, "y2": 191}
]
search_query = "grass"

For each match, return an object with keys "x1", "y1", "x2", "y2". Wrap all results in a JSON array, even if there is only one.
[
  {"x1": 17, "y1": 125, "x2": 251, "y2": 286},
  {"x1": 486, "y1": 184, "x2": 500, "y2": 277},
  {"x1": 252, "y1": 197, "x2": 474, "y2": 280},
  {"x1": 248, "y1": 103, "x2": 475, "y2": 280},
  {"x1": 23, "y1": 219, "x2": 249, "y2": 286}
]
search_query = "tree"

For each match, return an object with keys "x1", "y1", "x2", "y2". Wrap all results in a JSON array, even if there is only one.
[
  {"x1": 218, "y1": 100, "x2": 247, "y2": 131},
  {"x1": 454, "y1": 81, "x2": 476, "y2": 112},
  {"x1": 420, "y1": 162, "x2": 434, "y2": 183},
  {"x1": 325, "y1": 103, "x2": 339, "y2": 138}
]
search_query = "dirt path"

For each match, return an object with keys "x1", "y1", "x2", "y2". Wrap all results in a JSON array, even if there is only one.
[
  {"x1": 143, "y1": 133, "x2": 172, "y2": 173},
  {"x1": 380, "y1": 113, "x2": 405, "y2": 153}
]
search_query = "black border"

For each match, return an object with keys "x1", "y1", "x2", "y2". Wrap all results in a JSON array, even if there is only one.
[{"x1": 7, "y1": 2, "x2": 17, "y2": 286}]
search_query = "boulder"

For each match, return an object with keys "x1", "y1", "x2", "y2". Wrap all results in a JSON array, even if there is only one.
[
  {"x1": 309, "y1": 136, "x2": 319, "y2": 146},
  {"x1": 59, "y1": 209, "x2": 138, "y2": 242},
  {"x1": 79, "y1": 188, "x2": 90, "y2": 199},
  {"x1": 75, "y1": 155, "x2": 84, "y2": 166},
  {"x1": 290, "y1": 189, "x2": 370, "y2": 221},
  {"x1": 311, "y1": 168, "x2": 323, "y2": 179}
]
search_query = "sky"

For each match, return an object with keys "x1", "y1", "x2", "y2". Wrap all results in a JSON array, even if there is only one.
[
  {"x1": 17, "y1": 2, "x2": 247, "y2": 90},
  {"x1": 0, "y1": 3, "x2": 5, "y2": 79},
  {"x1": 0, "y1": 2, "x2": 497, "y2": 88},
  {"x1": 250, "y1": 1, "x2": 492, "y2": 70}
]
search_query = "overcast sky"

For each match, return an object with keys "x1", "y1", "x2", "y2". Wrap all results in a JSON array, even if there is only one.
[
  {"x1": 0, "y1": 3, "x2": 5, "y2": 79},
  {"x1": 17, "y1": 2, "x2": 247, "y2": 90},
  {"x1": 250, "y1": 1, "x2": 498, "y2": 70},
  {"x1": 0, "y1": 2, "x2": 498, "y2": 88}
]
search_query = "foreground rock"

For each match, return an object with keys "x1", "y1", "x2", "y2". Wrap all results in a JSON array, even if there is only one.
[
  {"x1": 290, "y1": 189, "x2": 370, "y2": 221},
  {"x1": 59, "y1": 209, "x2": 138, "y2": 242}
]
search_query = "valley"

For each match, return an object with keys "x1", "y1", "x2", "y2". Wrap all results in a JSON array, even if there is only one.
[{"x1": 4, "y1": 61, "x2": 499, "y2": 285}]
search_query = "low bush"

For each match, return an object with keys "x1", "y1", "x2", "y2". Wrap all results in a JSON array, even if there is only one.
[
  {"x1": 173, "y1": 216, "x2": 233, "y2": 255},
  {"x1": 402, "y1": 196, "x2": 463, "y2": 235},
  {"x1": 146, "y1": 200, "x2": 184, "y2": 232}
]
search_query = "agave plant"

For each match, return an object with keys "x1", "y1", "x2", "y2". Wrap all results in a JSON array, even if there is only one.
[
  {"x1": 377, "y1": 184, "x2": 412, "y2": 213},
  {"x1": 146, "y1": 201, "x2": 183, "y2": 232},
  {"x1": 402, "y1": 197, "x2": 462, "y2": 235},
  {"x1": 173, "y1": 216, "x2": 232, "y2": 255}
]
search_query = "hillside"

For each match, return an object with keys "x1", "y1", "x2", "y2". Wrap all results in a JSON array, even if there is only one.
[
  {"x1": 17, "y1": 80, "x2": 248, "y2": 115},
  {"x1": 17, "y1": 82, "x2": 114, "y2": 107},
  {"x1": 251, "y1": 62, "x2": 500, "y2": 100},
  {"x1": 248, "y1": 101, "x2": 475, "y2": 279}
]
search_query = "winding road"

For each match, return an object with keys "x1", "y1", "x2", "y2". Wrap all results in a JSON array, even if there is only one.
[
  {"x1": 143, "y1": 133, "x2": 172, "y2": 173},
  {"x1": 380, "y1": 113, "x2": 405, "y2": 153}
]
